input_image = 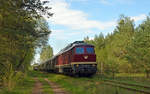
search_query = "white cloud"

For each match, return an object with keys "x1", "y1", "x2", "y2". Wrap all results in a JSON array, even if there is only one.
[
  {"x1": 50, "y1": 29, "x2": 67, "y2": 40},
  {"x1": 131, "y1": 14, "x2": 146, "y2": 22},
  {"x1": 46, "y1": 0, "x2": 116, "y2": 30},
  {"x1": 50, "y1": 29, "x2": 81, "y2": 40},
  {"x1": 89, "y1": 37, "x2": 94, "y2": 40}
]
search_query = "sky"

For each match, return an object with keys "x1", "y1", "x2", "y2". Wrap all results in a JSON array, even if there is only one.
[{"x1": 35, "y1": 0, "x2": 150, "y2": 62}]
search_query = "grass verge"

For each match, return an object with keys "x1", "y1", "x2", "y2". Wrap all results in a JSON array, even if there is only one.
[
  {"x1": 46, "y1": 73, "x2": 148, "y2": 94},
  {"x1": 0, "y1": 76, "x2": 35, "y2": 94}
]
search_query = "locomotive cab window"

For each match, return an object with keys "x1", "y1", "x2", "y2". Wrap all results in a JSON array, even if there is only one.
[
  {"x1": 76, "y1": 47, "x2": 84, "y2": 54},
  {"x1": 86, "y1": 47, "x2": 94, "y2": 54}
]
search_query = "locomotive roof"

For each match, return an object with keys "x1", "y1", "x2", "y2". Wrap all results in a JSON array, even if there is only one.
[
  {"x1": 41, "y1": 41, "x2": 94, "y2": 64},
  {"x1": 56, "y1": 41, "x2": 93, "y2": 56}
]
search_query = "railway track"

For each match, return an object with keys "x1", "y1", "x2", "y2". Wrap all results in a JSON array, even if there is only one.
[{"x1": 102, "y1": 79, "x2": 150, "y2": 94}]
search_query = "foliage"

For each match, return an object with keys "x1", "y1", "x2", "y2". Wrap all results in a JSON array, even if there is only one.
[
  {"x1": 84, "y1": 15, "x2": 150, "y2": 78},
  {"x1": 126, "y1": 16, "x2": 150, "y2": 77},
  {"x1": 40, "y1": 45, "x2": 53, "y2": 62},
  {"x1": 0, "y1": 0, "x2": 52, "y2": 90}
]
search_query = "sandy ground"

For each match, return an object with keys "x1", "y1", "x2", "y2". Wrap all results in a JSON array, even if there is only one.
[
  {"x1": 45, "y1": 78, "x2": 69, "y2": 94},
  {"x1": 32, "y1": 78, "x2": 43, "y2": 94}
]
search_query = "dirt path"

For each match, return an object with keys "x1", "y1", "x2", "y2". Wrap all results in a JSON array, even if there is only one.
[
  {"x1": 32, "y1": 78, "x2": 43, "y2": 94},
  {"x1": 45, "y1": 78, "x2": 69, "y2": 94}
]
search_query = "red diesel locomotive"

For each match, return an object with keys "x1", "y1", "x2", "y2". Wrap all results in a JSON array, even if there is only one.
[{"x1": 37, "y1": 41, "x2": 97, "y2": 76}]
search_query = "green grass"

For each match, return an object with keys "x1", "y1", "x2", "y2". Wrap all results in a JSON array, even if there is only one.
[
  {"x1": 1, "y1": 71, "x2": 149, "y2": 94},
  {"x1": 116, "y1": 73, "x2": 146, "y2": 77},
  {"x1": 0, "y1": 71, "x2": 52, "y2": 94},
  {"x1": 45, "y1": 73, "x2": 149, "y2": 94},
  {"x1": 28, "y1": 71, "x2": 54, "y2": 94},
  {"x1": 103, "y1": 73, "x2": 150, "y2": 86},
  {"x1": 39, "y1": 78, "x2": 54, "y2": 94},
  {"x1": 29, "y1": 71, "x2": 150, "y2": 94},
  {"x1": 0, "y1": 76, "x2": 35, "y2": 94},
  {"x1": 103, "y1": 78, "x2": 150, "y2": 87}
]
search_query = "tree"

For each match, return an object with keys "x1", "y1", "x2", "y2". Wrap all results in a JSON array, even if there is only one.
[
  {"x1": 84, "y1": 15, "x2": 135, "y2": 76},
  {"x1": 126, "y1": 16, "x2": 150, "y2": 78},
  {"x1": 40, "y1": 45, "x2": 53, "y2": 62},
  {"x1": 0, "y1": 0, "x2": 52, "y2": 89}
]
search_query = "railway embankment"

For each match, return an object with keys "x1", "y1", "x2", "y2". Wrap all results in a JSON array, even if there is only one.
[
  {"x1": 43, "y1": 72, "x2": 150, "y2": 94},
  {"x1": 102, "y1": 79, "x2": 150, "y2": 94}
]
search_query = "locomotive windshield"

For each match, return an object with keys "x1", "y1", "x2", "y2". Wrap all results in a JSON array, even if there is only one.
[
  {"x1": 86, "y1": 47, "x2": 94, "y2": 54},
  {"x1": 75, "y1": 47, "x2": 94, "y2": 54},
  {"x1": 76, "y1": 47, "x2": 84, "y2": 54}
]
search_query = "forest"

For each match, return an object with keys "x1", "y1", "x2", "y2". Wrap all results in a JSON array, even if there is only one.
[{"x1": 84, "y1": 15, "x2": 150, "y2": 78}]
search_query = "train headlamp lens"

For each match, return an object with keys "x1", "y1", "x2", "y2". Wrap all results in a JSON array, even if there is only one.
[{"x1": 76, "y1": 64, "x2": 79, "y2": 67}]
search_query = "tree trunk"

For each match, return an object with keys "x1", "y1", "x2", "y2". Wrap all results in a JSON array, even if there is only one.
[
  {"x1": 100, "y1": 62, "x2": 103, "y2": 75},
  {"x1": 16, "y1": 50, "x2": 28, "y2": 71},
  {"x1": 112, "y1": 71, "x2": 115, "y2": 79},
  {"x1": 146, "y1": 70, "x2": 149, "y2": 78}
]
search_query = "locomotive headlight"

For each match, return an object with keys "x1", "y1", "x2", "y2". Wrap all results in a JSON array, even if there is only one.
[{"x1": 76, "y1": 64, "x2": 79, "y2": 67}]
